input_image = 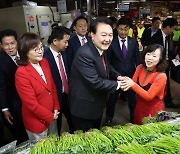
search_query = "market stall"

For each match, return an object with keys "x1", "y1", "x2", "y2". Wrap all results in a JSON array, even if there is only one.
[{"x1": 0, "y1": 112, "x2": 179, "y2": 154}]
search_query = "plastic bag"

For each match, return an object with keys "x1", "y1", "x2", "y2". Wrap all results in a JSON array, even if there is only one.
[{"x1": 0, "y1": 140, "x2": 17, "y2": 154}]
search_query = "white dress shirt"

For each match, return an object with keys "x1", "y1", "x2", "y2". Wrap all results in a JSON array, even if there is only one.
[
  {"x1": 76, "y1": 34, "x2": 87, "y2": 46},
  {"x1": 50, "y1": 47, "x2": 68, "y2": 92}
]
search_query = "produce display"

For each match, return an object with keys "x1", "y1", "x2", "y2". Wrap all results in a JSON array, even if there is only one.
[
  {"x1": 25, "y1": 122, "x2": 180, "y2": 154},
  {"x1": 142, "y1": 111, "x2": 180, "y2": 124}
]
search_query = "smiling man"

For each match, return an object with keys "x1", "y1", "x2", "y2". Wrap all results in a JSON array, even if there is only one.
[
  {"x1": 69, "y1": 17, "x2": 122, "y2": 132},
  {"x1": 0, "y1": 29, "x2": 28, "y2": 144}
]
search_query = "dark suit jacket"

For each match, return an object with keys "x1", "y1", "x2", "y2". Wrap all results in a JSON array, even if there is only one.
[
  {"x1": 141, "y1": 28, "x2": 160, "y2": 47},
  {"x1": 43, "y1": 48, "x2": 69, "y2": 102},
  {"x1": 149, "y1": 29, "x2": 175, "y2": 60},
  {"x1": 108, "y1": 36, "x2": 141, "y2": 78},
  {"x1": 0, "y1": 52, "x2": 21, "y2": 113},
  {"x1": 66, "y1": 33, "x2": 89, "y2": 70},
  {"x1": 69, "y1": 39, "x2": 119, "y2": 120}
]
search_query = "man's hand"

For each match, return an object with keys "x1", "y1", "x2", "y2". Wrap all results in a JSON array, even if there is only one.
[
  {"x1": 120, "y1": 77, "x2": 135, "y2": 91},
  {"x1": 117, "y1": 75, "x2": 126, "y2": 81},
  {"x1": 3, "y1": 110, "x2": 13, "y2": 125}
]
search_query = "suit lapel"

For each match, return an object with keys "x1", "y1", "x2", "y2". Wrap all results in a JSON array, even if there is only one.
[
  {"x1": 5, "y1": 53, "x2": 18, "y2": 68},
  {"x1": 126, "y1": 37, "x2": 132, "y2": 60},
  {"x1": 26, "y1": 61, "x2": 50, "y2": 91},
  {"x1": 46, "y1": 49, "x2": 61, "y2": 79},
  {"x1": 40, "y1": 60, "x2": 51, "y2": 90},
  {"x1": 75, "y1": 34, "x2": 81, "y2": 48},
  {"x1": 88, "y1": 40, "x2": 107, "y2": 77},
  {"x1": 114, "y1": 37, "x2": 124, "y2": 60}
]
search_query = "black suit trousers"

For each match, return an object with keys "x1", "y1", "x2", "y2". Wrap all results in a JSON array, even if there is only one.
[
  {"x1": 2, "y1": 109, "x2": 28, "y2": 145},
  {"x1": 0, "y1": 113, "x2": 4, "y2": 147},
  {"x1": 57, "y1": 93, "x2": 73, "y2": 135},
  {"x1": 106, "y1": 89, "x2": 136, "y2": 123},
  {"x1": 164, "y1": 67, "x2": 173, "y2": 104},
  {"x1": 71, "y1": 115, "x2": 102, "y2": 132}
]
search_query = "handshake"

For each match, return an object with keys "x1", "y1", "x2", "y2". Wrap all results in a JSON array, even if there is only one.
[{"x1": 117, "y1": 76, "x2": 135, "y2": 91}]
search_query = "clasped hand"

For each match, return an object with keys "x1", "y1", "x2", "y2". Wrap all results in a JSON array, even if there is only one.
[
  {"x1": 117, "y1": 76, "x2": 135, "y2": 91},
  {"x1": 53, "y1": 110, "x2": 60, "y2": 120}
]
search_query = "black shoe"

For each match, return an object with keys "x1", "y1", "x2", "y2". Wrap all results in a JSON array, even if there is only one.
[{"x1": 104, "y1": 120, "x2": 112, "y2": 126}]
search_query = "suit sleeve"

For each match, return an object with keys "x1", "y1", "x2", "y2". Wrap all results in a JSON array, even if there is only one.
[
  {"x1": 106, "y1": 46, "x2": 120, "y2": 79},
  {"x1": 15, "y1": 68, "x2": 54, "y2": 125},
  {"x1": 75, "y1": 52, "x2": 117, "y2": 91},
  {"x1": 141, "y1": 29, "x2": 148, "y2": 47},
  {"x1": 134, "y1": 39, "x2": 141, "y2": 66},
  {"x1": 0, "y1": 69, "x2": 8, "y2": 109},
  {"x1": 66, "y1": 41, "x2": 75, "y2": 71}
]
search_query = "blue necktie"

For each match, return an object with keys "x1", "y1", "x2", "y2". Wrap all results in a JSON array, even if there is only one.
[{"x1": 121, "y1": 40, "x2": 127, "y2": 59}]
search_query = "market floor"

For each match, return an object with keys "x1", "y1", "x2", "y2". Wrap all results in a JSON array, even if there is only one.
[{"x1": 2, "y1": 79, "x2": 180, "y2": 146}]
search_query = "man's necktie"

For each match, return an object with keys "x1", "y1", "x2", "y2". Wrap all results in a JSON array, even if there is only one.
[
  {"x1": 57, "y1": 53, "x2": 69, "y2": 94},
  {"x1": 82, "y1": 37, "x2": 86, "y2": 46},
  {"x1": 101, "y1": 54, "x2": 106, "y2": 71},
  {"x1": 121, "y1": 40, "x2": 127, "y2": 59},
  {"x1": 14, "y1": 56, "x2": 20, "y2": 65}
]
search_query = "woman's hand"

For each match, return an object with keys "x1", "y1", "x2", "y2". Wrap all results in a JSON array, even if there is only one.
[
  {"x1": 53, "y1": 110, "x2": 60, "y2": 120},
  {"x1": 120, "y1": 77, "x2": 135, "y2": 91}
]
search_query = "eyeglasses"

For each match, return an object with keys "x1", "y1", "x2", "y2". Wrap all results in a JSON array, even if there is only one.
[{"x1": 33, "y1": 46, "x2": 44, "y2": 53}]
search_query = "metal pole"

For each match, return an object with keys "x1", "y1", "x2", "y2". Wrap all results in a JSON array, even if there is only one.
[
  {"x1": 75, "y1": 1, "x2": 78, "y2": 10},
  {"x1": 96, "y1": 0, "x2": 98, "y2": 17},
  {"x1": 87, "y1": 0, "x2": 91, "y2": 21},
  {"x1": 93, "y1": 0, "x2": 95, "y2": 11}
]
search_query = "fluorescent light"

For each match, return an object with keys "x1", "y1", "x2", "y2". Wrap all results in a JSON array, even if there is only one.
[{"x1": 106, "y1": 1, "x2": 115, "y2": 4}]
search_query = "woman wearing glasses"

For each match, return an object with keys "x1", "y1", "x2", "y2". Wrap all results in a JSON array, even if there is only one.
[{"x1": 15, "y1": 33, "x2": 60, "y2": 141}]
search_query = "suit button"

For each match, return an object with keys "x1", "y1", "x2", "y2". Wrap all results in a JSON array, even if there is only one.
[{"x1": 49, "y1": 92, "x2": 51, "y2": 95}]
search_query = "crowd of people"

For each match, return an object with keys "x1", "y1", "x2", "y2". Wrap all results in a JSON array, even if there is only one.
[{"x1": 0, "y1": 15, "x2": 179, "y2": 146}]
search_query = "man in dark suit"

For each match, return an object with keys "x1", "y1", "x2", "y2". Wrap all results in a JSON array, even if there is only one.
[
  {"x1": 105, "y1": 18, "x2": 141, "y2": 125},
  {"x1": 141, "y1": 17, "x2": 161, "y2": 48},
  {"x1": 0, "y1": 29, "x2": 28, "y2": 145},
  {"x1": 66, "y1": 16, "x2": 89, "y2": 70},
  {"x1": 149, "y1": 17, "x2": 178, "y2": 108},
  {"x1": 69, "y1": 17, "x2": 122, "y2": 132},
  {"x1": 44, "y1": 26, "x2": 73, "y2": 134}
]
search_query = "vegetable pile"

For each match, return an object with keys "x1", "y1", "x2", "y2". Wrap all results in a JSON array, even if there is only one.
[
  {"x1": 28, "y1": 122, "x2": 180, "y2": 154},
  {"x1": 142, "y1": 111, "x2": 180, "y2": 124}
]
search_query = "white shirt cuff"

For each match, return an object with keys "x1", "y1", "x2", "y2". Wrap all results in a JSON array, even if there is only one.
[
  {"x1": 2, "y1": 108, "x2": 9, "y2": 112},
  {"x1": 116, "y1": 81, "x2": 121, "y2": 90}
]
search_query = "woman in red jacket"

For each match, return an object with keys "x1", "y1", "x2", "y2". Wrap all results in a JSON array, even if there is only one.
[
  {"x1": 120, "y1": 44, "x2": 168, "y2": 124},
  {"x1": 15, "y1": 33, "x2": 60, "y2": 141}
]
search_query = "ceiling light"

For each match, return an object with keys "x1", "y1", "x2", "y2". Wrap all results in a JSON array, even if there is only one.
[{"x1": 106, "y1": 1, "x2": 116, "y2": 4}]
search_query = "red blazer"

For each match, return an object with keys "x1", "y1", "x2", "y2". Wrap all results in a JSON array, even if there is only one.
[{"x1": 15, "y1": 58, "x2": 60, "y2": 133}]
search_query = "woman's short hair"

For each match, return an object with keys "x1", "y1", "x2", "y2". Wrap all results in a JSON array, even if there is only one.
[
  {"x1": 17, "y1": 33, "x2": 41, "y2": 66},
  {"x1": 141, "y1": 44, "x2": 168, "y2": 72}
]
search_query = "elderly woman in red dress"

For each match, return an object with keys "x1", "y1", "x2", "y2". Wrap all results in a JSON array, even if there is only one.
[{"x1": 120, "y1": 44, "x2": 168, "y2": 124}]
